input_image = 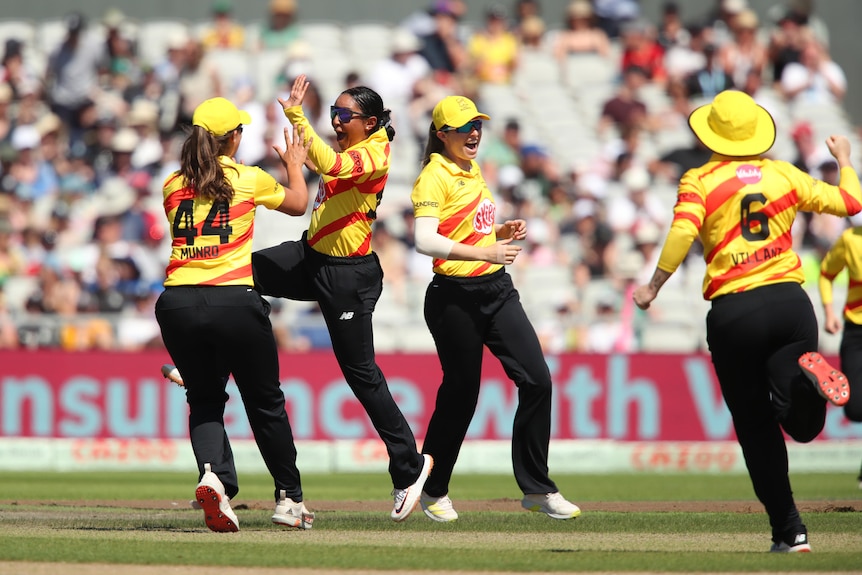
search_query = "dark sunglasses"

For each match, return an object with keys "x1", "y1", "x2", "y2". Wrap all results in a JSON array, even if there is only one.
[
  {"x1": 442, "y1": 119, "x2": 483, "y2": 134},
  {"x1": 330, "y1": 106, "x2": 367, "y2": 123}
]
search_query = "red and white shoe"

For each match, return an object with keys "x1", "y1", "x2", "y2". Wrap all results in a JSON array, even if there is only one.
[
  {"x1": 798, "y1": 352, "x2": 849, "y2": 407},
  {"x1": 194, "y1": 463, "x2": 239, "y2": 532}
]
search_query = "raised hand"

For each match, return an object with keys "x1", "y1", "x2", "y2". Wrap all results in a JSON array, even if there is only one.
[
  {"x1": 278, "y1": 74, "x2": 310, "y2": 110},
  {"x1": 273, "y1": 125, "x2": 311, "y2": 168}
]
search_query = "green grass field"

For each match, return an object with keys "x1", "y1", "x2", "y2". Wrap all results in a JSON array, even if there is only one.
[{"x1": 0, "y1": 471, "x2": 860, "y2": 573}]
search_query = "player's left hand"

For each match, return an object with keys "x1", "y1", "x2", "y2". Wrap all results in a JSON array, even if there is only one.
[{"x1": 499, "y1": 219, "x2": 527, "y2": 241}]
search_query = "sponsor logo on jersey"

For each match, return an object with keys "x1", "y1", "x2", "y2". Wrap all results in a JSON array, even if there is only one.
[
  {"x1": 736, "y1": 164, "x2": 762, "y2": 185},
  {"x1": 473, "y1": 198, "x2": 495, "y2": 234}
]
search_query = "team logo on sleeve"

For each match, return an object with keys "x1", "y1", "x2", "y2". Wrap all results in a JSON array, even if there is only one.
[
  {"x1": 736, "y1": 164, "x2": 762, "y2": 185},
  {"x1": 473, "y1": 198, "x2": 496, "y2": 234}
]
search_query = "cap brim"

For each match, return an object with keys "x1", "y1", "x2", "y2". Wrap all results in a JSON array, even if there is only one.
[
  {"x1": 442, "y1": 111, "x2": 491, "y2": 130},
  {"x1": 238, "y1": 110, "x2": 252, "y2": 126},
  {"x1": 688, "y1": 103, "x2": 775, "y2": 157}
]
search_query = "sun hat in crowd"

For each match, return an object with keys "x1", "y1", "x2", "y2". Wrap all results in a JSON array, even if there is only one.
[
  {"x1": 687, "y1": 90, "x2": 775, "y2": 157},
  {"x1": 192, "y1": 97, "x2": 251, "y2": 137},
  {"x1": 431, "y1": 95, "x2": 490, "y2": 131}
]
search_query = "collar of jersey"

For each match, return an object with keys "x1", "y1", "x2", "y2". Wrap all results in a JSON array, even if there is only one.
[{"x1": 431, "y1": 152, "x2": 477, "y2": 177}]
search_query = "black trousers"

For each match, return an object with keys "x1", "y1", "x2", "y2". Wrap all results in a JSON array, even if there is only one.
[
  {"x1": 252, "y1": 237, "x2": 424, "y2": 489},
  {"x1": 840, "y1": 320, "x2": 862, "y2": 422},
  {"x1": 421, "y1": 269, "x2": 557, "y2": 497},
  {"x1": 706, "y1": 282, "x2": 826, "y2": 541},
  {"x1": 154, "y1": 285, "x2": 303, "y2": 502}
]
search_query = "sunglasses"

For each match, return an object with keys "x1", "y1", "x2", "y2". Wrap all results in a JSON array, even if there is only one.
[
  {"x1": 330, "y1": 106, "x2": 367, "y2": 123},
  {"x1": 235, "y1": 125, "x2": 243, "y2": 134},
  {"x1": 442, "y1": 119, "x2": 483, "y2": 134}
]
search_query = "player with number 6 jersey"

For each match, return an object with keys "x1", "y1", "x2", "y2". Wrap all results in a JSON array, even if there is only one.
[{"x1": 633, "y1": 90, "x2": 862, "y2": 552}]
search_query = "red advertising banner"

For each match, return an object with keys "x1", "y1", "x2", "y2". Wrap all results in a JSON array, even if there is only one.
[{"x1": 0, "y1": 350, "x2": 856, "y2": 441}]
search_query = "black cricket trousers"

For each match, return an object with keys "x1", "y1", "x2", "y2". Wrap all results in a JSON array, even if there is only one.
[
  {"x1": 839, "y1": 320, "x2": 862, "y2": 422},
  {"x1": 706, "y1": 282, "x2": 826, "y2": 541},
  {"x1": 252, "y1": 237, "x2": 424, "y2": 489},
  {"x1": 422, "y1": 269, "x2": 558, "y2": 497},
  {"x1": 155, "y1": 285, "x2": 303, "y2": 502}
]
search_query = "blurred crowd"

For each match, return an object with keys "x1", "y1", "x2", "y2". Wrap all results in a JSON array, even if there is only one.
[{"x1": 0, "y1": 0, "x2": 856, "y2": 354}]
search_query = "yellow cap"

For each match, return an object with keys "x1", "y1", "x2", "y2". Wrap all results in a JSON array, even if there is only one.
[
  {"x1": 192, "y1": 97, "x2": 251, "y2": 136},
  {"x1": 432, "y1": 95, "x2": 490, "y2": 131},
  {"x1": 688, "y1": 90, "x2": 775, "y2": 156}
]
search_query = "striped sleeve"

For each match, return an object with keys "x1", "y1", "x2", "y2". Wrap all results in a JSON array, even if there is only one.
[
  {"x1": 657, "y1": 170, "x2": 704, "y2": 273},
  {"x1": 818, "y1": 232, "x2": 847, "y2": 306}
]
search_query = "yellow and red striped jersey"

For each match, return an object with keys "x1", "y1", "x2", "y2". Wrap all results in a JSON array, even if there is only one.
[
  {"x1": 284, "y1": 106, "x2": 389, "y2": 257},
  {"x1": 657, "y1": 157, "x2": 862, "y2": 300},
  {"x1": 162, "y1": 156, "x2": 286, "y2": 287},
  {"x1": 411, "y1": 153, "x2": 502, "y2": 277},
  {"x1": 819, "y1": 226, "x2": 862, "y2": 324}
]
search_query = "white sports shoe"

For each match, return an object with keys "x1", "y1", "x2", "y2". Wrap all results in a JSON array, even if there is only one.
[
  {"x1": 391, "y1": 454, "x2": 433, "y2": 522},
  {"x1": 521, "y1": 492, "x2": 581, "y2": 519},
  {"x1": 420, "y1": 491, "x2": 458, "y2": 522},
  {"x1": 194, "y1": 463, "x2": 239, "y2": 532},
  {"x1": 161, "y1": 364, "x2": 184, "y2": 387},
  {"x1": 272, "y1": 489, "x2": 314, "y2": 529}
]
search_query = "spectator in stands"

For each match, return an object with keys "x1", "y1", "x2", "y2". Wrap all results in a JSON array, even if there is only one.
[
  {"x1": 706, "y1": 0, "x2": 748, "y2": 49},
  {"x1": 418, "y1": 1, "x2": 468, "y2": 86},
  {"x1": 717, "y1": 9, "x2": 767, "y2": 90},
  {"x1": 0, "y1": 84, "x2": 12, "y2": 144},
  {"x1": 232, "y1": 77, "x2": 269, "y2": 167},
  {"x1": 126, "y1": 100, "x2": 163, "y2": 174},
  {"x1": 562, "y1": 198, "x2": 615, "y2": 278},
  {"x1": 605, "y1": 166, "x2": 667, "y2": 236},
  {"x1": 0, "y1": 216, "x2": 24, "y2": 286},
  {"x1": 478, "y1": 118, "x2": 522, "y2": 189},
  {"x1": 619, "y1": 19, "x2": 667, "y2": 86},
  {"x1": 8, "y1": 125, "x2": 58, "y2": 202},
  {"x1": 684, "y1": 43, "x2": 733, "y2": 100},
  {"x1": 200, "y1": 0, "x2": 245, "y2": 50},
  {"x1": 598, "y1": 65, "x2": 650, "y2": 136},
  {"x1": 512, "y1": 0, "x2": 542, "y2": 25},
  {"x1": 178, "y1": 39, "x2": 223, "y2": 127},
  {"x1": 553, "y1": 0, "x2": 612, "y2": 61},
  {"x1": 367, "y1": 28, "x2": 431, "y2": 144},
  {"x1": 664, "y1": 24, "x2": 712, "y2": 83},
  {"x1": 789, "y1": 121, "x2": 831, "y2": 176},
  {"x1": 766, "y1": 8, "x2": 807, "y2": 87},
  {"x1": 44, "y1": 12, "x2": 102, "y2": 151},
  {"x1": 517, "y1": 14, "x2": 547, "y2": 49},
  {"x1": 779, "y1": 34, "x2": 846, "y2": 105},
  {"x1": 100, "y1": 9, "x2": 140, "y2": 89},
  {"x1": 258, "y1": 0, "x2": 301, "y2": 51},
  {"x1": 1, "y1": 39, "x2": 40, "y2": 103},
  {"x1": 467, "y1": 5, "x2": 519, "y2": 85},
  {"x1": 593, "y1": 0, "x2": 641, "y2": 39},
  {"x1": 656, "y1": 1, "x2": 688, "y2": 50}
]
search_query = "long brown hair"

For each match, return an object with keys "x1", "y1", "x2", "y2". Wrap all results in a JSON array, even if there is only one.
[
  {"x1": 420, "y1": 122, "x2": 446, "y2": 167},
  {"x1": 177, "y1": 126, "x2": 238, "y2": 202}
]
